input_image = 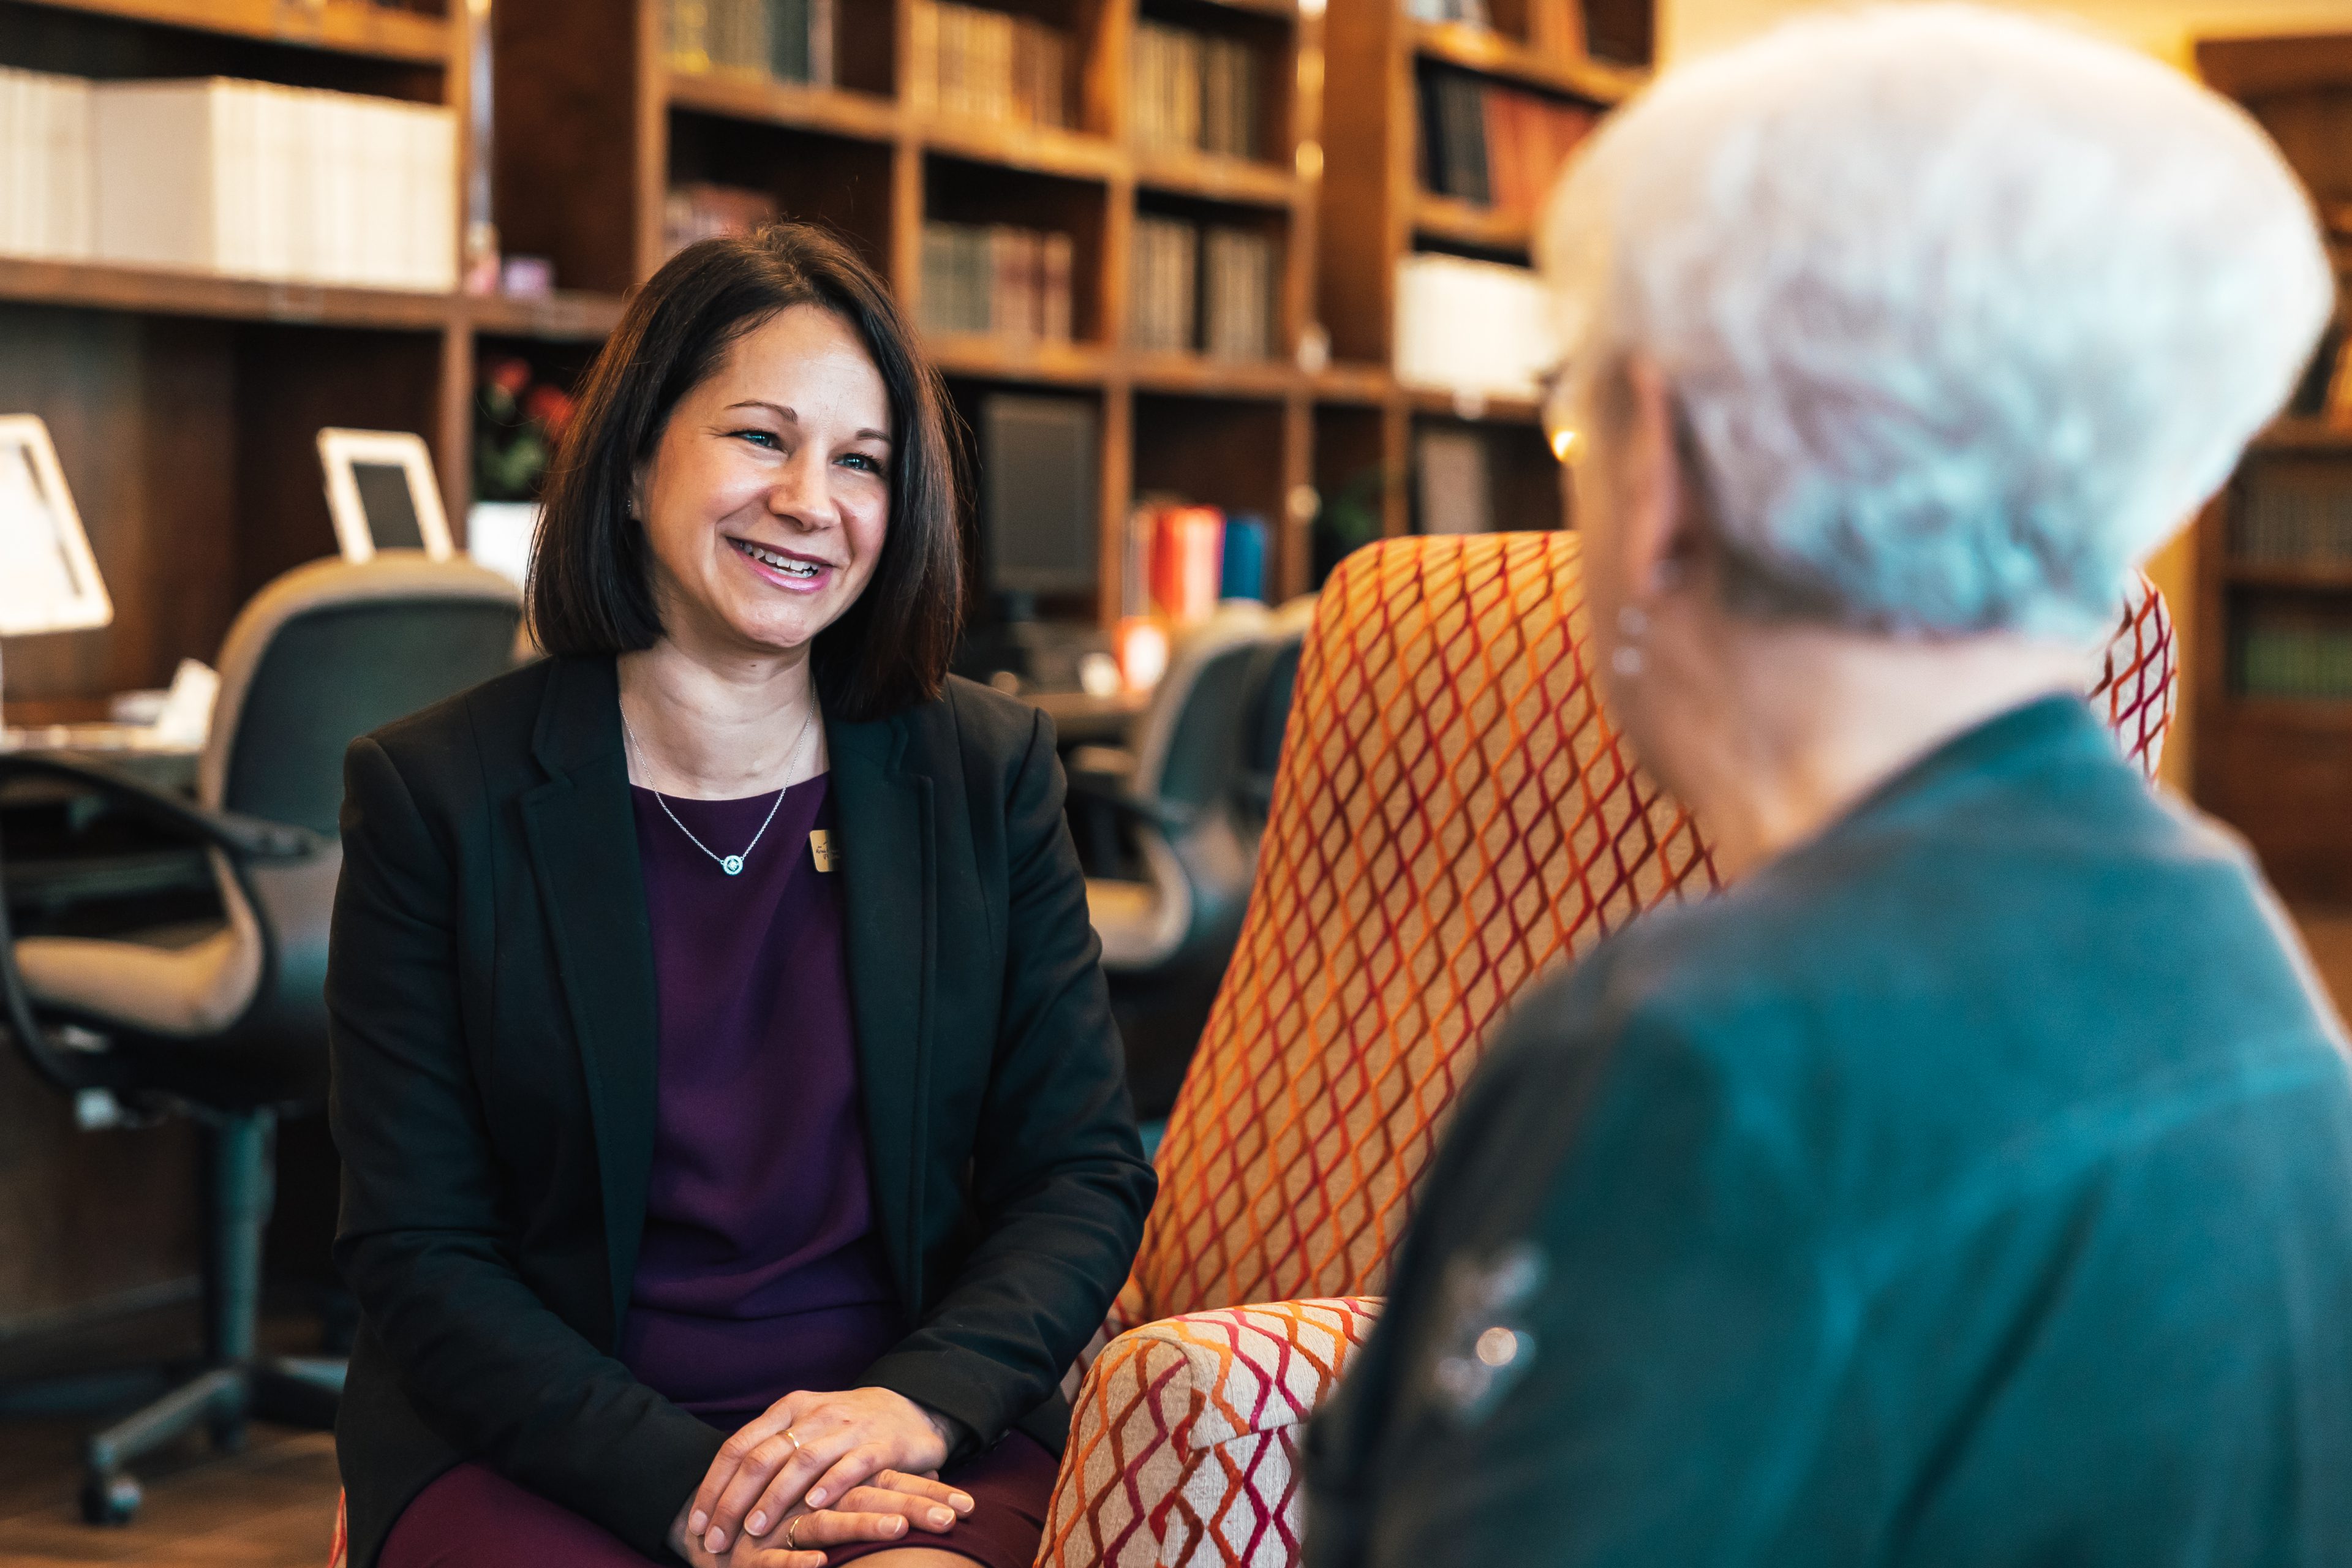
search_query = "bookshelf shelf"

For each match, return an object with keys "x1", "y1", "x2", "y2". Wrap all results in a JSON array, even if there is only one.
[
  {"x1": 1409, "y1": 21, "x2": 1638, "y2": 106},
  {"x1": 1404, "y1": 383, "x2": 1542, "y2": 423},
  {"x1": 2226, "y1": 563, "x2": 2352, "y2": 591},
  {"x1": 1311, "y1": 364, "x2": 1395, "y2": 404},
  {"x1": 464, "y1": 289, "x2": 628, "y2": 342},
  {"x1": 1411, "y1": 192, "x2": 1532, "y2": 253},
  {"x1": 14, "y1": 0, "x2": 455, "y2": 64},
  {"x1": 666, "y1": 70, "x2": 902, "y2": 144},
  {"x1": 2254, "y1": 417, "x2": 2352, "y2": 453},
  {"x1": 1181, "y1": 0, "x2": 1302, "y2": 18},
  {"x1": 1128, "y1": 351, "x2": 1298, "y2": 398},
  {"x1": 928, "y1": 334, "x2": 1118, "y2": 387},
  {"x1": 0, "y1": 254, "x2": 456, "y2": 331},
  {"x1": 1134, "y1": 148, "x2": 1299, "y2": 208},
  {"x1": 918, "y1": 119, "x2": 1126, "y2": 185}
]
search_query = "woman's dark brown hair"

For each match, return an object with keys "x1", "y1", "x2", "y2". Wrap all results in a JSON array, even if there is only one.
[{"x1": 530, "y1": 222, "x2": 963, "y2": 722}]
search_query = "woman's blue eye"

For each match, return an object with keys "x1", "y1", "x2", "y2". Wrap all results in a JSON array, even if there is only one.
[
  {"x1": 734, "y1": 429, "x2": 780, "y2": 450},
  {"x1": 840, "y1": 452, "x2": 886, "y2": 476}
]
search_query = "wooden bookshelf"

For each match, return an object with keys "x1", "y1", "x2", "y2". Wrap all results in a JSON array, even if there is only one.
[
  {"x1": 2193, "y1": 34, "x2": 2352, "y2": 900},
  {"x1": 0, "y1": 0, "x2": 1651, "y2": 712}
]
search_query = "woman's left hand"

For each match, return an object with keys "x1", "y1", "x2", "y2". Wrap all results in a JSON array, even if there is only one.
[{"x1": 690, "y1": 1386, "x2": 960, "y2": 1555}]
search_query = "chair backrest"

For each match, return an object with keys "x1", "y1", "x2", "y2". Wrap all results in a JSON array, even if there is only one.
[
  {"x1": 1234, "y1": 594, "x2": 1320, "y2": 823},
  {"x1": 203, "y1": 553, "x2": 524, "y2": 836},
  {"x1": 1128, "y1": 533, "x2": 2178, "y2": 1324},
  {"x1": 1128, "y1": 601, "x2": 1268, "y2": 814}
]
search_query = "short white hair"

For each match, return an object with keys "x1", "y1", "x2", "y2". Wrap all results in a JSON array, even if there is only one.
[{"x1": 1539, "y1": 4, "x2": 2332, "y2": 637}]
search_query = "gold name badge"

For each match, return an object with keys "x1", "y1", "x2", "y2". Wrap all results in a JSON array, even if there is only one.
[{"x1": 809, "y1": 829, "x2": 837, "y2": 872}]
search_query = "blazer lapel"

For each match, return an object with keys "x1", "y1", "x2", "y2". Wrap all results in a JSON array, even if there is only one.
[
  {"x1": 517, "y1": 657, "x2": 661, "y2": 1341},
  {"x1": 828, "y1": 709, "x2": 935, "y2": 1310}
]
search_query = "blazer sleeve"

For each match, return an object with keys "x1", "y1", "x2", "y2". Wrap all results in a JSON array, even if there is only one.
[
  {"x1": 862, "y1": 706, "x2": 1158, "y2": 1448},
  {"x1": 328, "y1": 735, "x2": 723, "y2": 1559},
  {"x1": 1305, "y1": 978, "x2": 1826, "y2": 1568}
]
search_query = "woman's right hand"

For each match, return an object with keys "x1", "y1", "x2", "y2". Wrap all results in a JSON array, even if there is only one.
[{"x1": 670, "y1": 1472, "x2": 970, "y2": 1566}]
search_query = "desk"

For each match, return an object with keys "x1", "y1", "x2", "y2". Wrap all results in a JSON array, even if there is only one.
[{"x1": 1028, "y1": 689, "x2": 1147, "y2": 747}]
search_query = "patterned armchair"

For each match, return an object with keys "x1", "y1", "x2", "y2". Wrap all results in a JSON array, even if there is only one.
[{"x1": 1032, "y1": 532, "x2": 2176, "y2": 1568}]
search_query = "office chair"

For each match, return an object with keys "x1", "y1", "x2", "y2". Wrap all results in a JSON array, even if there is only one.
[
  {"x1": 1069, "y1": 603, "x2": 1268, "y2": 1118},
  {"x1": 0, "y1": 553, "x2": 523, "y2": 1525},
  {"x1": 1232, "y1": 594, "x2": 1319, "y2": 833}
]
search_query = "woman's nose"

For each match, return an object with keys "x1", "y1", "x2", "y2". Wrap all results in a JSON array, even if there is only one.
[{"x1": 764, "y1": 452, "x2": 836, "y2": 528}]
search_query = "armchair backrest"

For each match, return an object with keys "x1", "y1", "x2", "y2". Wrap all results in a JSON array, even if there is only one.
[
  {"x1": 1128, "y1": 601, "x2": 1270, "y2": 815},
  {"x1": 1128, "y1": 533, "x2": 2177, "y2": 1326}
]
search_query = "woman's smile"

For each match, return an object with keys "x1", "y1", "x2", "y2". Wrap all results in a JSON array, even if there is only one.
[{"x1": 726, "y1": 534, "x2": 837, "y2": 594}]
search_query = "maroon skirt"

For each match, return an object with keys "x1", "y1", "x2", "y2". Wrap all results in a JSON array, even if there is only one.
[{"x1": 379, "y1": 1431, "x2": 1060, "y2": 1568}]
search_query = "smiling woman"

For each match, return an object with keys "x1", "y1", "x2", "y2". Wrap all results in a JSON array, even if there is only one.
[{"x1": 325, "y1": 223, "x2": 1153, "y2": 1568}]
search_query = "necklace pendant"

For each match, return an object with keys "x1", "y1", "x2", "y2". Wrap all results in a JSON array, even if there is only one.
[{"x1": 721, "y1": 854, "x2": 745, "y2": 876}]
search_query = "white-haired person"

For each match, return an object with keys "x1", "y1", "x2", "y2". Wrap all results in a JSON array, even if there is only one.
[{"x1": 1303, "y1": 8, "x2": 2352, "y2": 1564}]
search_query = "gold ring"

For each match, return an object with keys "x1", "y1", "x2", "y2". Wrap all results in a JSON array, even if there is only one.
[
  {"x1": 784, "y1": 1514, "x2": 801, "y2": 1550},
  {"x1": 783, "y1": 1428, "x2": 803, "y2": 1460}
]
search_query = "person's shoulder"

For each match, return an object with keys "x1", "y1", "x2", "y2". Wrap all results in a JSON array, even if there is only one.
[{"x1": 890, "y1": 674, "x2": 1044, "y2": 776}]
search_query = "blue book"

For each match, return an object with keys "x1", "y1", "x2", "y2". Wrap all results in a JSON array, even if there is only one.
[{"x1": 1221, "y1": 513, "x2": 1268, "y2": 601}]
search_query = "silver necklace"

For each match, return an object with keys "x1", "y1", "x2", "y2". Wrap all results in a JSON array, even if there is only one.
[{"x1": 621, "y1": 697, "x2": 817, "y2": 876}]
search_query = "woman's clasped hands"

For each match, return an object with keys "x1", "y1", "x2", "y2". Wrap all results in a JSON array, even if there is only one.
[{"x1": 670, "y1": 1386, "x2": 975, "y2": 1566}]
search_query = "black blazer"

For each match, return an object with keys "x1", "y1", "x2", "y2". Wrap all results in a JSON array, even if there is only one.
[{"x1": 327, "y1": 655, "x2": 1155, "y2": 1568}]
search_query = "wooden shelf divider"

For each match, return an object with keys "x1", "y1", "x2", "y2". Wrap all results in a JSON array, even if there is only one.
[
  {"x1": 1409, "y1": 20, "x2": 1640, "y2": 105},
  {"x1": 666, "y1": 70, "x2": 903, "y2": 143},
  {"x1": 13, "y1": 0, "x2": 454, "y2": 63}
]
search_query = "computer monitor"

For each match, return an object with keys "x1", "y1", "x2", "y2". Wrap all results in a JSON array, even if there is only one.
[
  {"x1": 981, "y1": 393, "x2": 1099, "y2": 606},
  {"x1": 0, "y1": 414, "x2": 111, "y2": 640},
  {"x1": 318, "y1": 428, "x2": 454, "y2": 563}
]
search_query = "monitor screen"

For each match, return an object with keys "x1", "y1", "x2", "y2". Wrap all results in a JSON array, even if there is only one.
[
  {"x1": 353, "y1": 461, "x2": 428, "y2": 552},
  {"x1": 982, "y1": 394, "x2": 1099, "y2": 600}
]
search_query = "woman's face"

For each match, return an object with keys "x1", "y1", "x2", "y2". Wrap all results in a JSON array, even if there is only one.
[{"x1": 635, "y1": 304, "x2": 893, "y2": 660}]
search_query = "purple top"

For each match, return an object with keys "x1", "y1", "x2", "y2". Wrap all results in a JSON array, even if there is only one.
[{"x1": 618, "y1": 775, "x2": 905, "y2": 1429}]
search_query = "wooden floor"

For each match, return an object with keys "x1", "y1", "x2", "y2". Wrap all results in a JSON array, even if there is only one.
[
  {"x1": 1, "y1": 910, "x2": 2348, "y2": 1566},
  {"x1": 0, "y1": 1417, "x2": 337, "y2": 1567}
]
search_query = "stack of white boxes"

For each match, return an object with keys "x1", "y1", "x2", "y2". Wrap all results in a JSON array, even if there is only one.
[
  {"x1": 0, "y1": 68, "x2": 95, "y2": 260},
  {"x1": 1392, "y1": 252, "x2": 1561, "y2": 400},
  {"x1": 0, "y1": 73, "x2": 458, "y2": 291}
]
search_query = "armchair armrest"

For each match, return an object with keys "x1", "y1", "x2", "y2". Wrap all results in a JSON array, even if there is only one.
[
  {"x1": 1038, "y1": 1297, "x2": 1383, "y2": 1568},
  {"x1": 0, "y1": 753, "x2": 322, "y2": 862}
]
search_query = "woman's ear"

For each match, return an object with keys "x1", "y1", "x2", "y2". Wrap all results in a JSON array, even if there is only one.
[{"x1": 1618, "y1": 356, "x2": 1704, "y2": 600}]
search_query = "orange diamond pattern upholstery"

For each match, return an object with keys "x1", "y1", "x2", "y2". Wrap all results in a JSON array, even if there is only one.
[
  {"x1": 328, "y1": 539, "x2": 2176, "y2": 1568},
  {"x1": 1035, "y1": 533, "x2": 2178, "y2": 1568}
]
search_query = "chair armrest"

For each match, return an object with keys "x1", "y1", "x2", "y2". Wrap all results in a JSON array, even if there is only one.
[
  {"x1": 0, "y1": 753, "x2": 322, "y2": 862},
  {"x1": 1038, "y1": 1297, "x2": 1382, "y2": 1568},
  {"x1": 1064, "y1": 772, "x2": 1194, "y2": 835},
  {"x1": 1066, "y1": 744, "x2": 1140, "y2": 792}
]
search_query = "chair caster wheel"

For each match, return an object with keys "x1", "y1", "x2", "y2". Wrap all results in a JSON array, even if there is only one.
[{"x1": 80, "y1": 1472, "x2": 140, "y2": 1526}]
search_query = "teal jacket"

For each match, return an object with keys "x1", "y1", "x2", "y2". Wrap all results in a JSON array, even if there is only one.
[{"x1": 1303, "y1": 696, "x2": 2352, "y2": 1566}]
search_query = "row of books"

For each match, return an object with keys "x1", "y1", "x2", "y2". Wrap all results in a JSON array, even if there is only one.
[
  {"x1": 1133, "y1": 22, "x2": 1260, "y2": 162},
  {"x1": 2238, "y1": 616, "x2": 2352, "y2": 701},
  {"x1": 918, "y1": 222, "x2": 1076, "y2": 342},
  {"x1": 665, "y1": 0, "x2": 837, "y2": 86},
  {"x1": 0, "y1": 71, "x2": 457, "y2": 290},
  {"x1": 1124, "y1": 502, "x2": 1270, "y2": 620},
  {"x1": 663, "y1": 183, "x2": 778, "y2": 260},
  {"x1": 1131, "y1": 218, "x2": 1277, "y2": 362},
  {"x1": 1393, "y1": 252, "x2": 1559, "y2": 399},
  {"x1": 1420, "y1": 69, "x2": 1597, "y2": 222},
  {"x1": 2236, "y1": 478, "x2": 2352, "y2": 567},
  {"x1": 910, "y1": 2, "x2": 1071, "y2": 129}
]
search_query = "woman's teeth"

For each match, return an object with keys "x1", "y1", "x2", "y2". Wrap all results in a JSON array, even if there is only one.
[{"x1": 737, "y1": 540, "x2": 821, "y2": 578}]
